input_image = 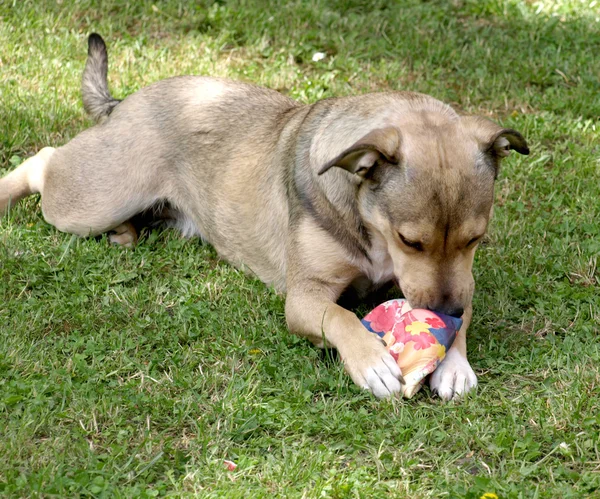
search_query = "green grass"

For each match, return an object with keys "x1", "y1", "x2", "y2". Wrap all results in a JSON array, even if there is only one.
[{"x1": 1, "y1": 0, "x2": 599, "y2": 497}]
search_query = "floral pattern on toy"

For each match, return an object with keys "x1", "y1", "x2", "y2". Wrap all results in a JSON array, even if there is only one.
[{"x1": 361, "y1": 299, "x2": 462, "y2": 398}]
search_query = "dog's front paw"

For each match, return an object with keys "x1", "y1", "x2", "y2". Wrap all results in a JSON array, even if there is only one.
[
  {"x1": 429, "y1": 349, "x2": 477, "y2": 401},
  {"x1": 340, "y1": 334, "x2": 404, "y2": 399}
]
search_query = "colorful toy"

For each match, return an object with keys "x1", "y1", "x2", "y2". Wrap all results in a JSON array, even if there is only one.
[{"x1": 361, "y1": 299, "x2": 462, "y2": 398}]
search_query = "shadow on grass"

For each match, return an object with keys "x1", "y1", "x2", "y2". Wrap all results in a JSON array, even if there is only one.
[{"x1": 4, "y1": 0, "x2": 600, "y2": 116}]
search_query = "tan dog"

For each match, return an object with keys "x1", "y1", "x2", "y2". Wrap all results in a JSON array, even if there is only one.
[{"x1": 0, "y1": 34, "x2": 529, "y2": 400}]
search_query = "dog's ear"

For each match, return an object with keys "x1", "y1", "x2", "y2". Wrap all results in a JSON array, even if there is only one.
[
  {"x1": 463, "y1": 116, "x2": 530, "y2": 158},
  {"x1": 318, "y1": 127, "x2": 401, "y2": 177}
]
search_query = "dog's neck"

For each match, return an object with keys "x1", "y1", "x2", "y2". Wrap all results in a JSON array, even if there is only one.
[{"x1": 359, "y1": 228, "x2": 395, "y2": 286}]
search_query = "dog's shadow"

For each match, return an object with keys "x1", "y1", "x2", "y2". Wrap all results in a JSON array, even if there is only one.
[{"x1": 337, "y1": 280, "x2": 400, "y2": 316}]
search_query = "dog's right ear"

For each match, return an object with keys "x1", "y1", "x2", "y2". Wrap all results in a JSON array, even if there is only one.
[
  {"x1": 318, "y1": 127, "x2": 401, "y2": 177},
  {"x1": 461, "y1": 116, "x2": 529, "y2": 179},
  {"x1": 462, "y1": 116, "x2": 530, "y2": 157}
]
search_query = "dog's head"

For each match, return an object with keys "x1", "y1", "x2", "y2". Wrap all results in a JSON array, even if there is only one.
[{"x1": 319, "y1": 115, "x2": 529, "y2": 317}]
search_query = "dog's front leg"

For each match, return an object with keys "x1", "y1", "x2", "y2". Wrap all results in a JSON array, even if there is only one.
[
  {"x1": 285, "y1": 280, "x2": 404, "y2": 398},
  {"x1": 429, "y1": 303, "x2": 478, "y2": 400}
]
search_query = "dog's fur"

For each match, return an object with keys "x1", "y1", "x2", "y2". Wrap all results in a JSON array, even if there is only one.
[{"x1": 0, "y1": 34, "x2": 529, "y2": 399}]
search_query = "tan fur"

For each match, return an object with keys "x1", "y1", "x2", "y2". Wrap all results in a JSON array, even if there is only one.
[
  {"x1": 0, "y1": 35, "x2": 530, "y2": 399},
  {"x1": 0, "y1": 147, "x2": 55, "y2": 214},
  {"x1": 108, "y1": 221, "x2": 138, "y2": 248}
]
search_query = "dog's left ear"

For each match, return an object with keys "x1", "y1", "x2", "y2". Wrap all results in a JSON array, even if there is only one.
[
  {"x1": 463, "y1": 116, "x2": 530, "y2": 158},
  {"x1": 318, "y1": 127, "x2": 401, "y2": 177}
]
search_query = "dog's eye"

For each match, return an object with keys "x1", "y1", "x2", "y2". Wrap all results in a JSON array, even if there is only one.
[
  {"x1": 466, "y1": 236, "x2": 481, "y2": 248},
  {"x1": 398, "y1": 233, "x2": 424, "y2": 251}
]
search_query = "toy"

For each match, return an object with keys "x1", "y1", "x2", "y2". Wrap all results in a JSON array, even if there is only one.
[{"x1": 361, "y1": 299, "x2": 462, "y2": 398}]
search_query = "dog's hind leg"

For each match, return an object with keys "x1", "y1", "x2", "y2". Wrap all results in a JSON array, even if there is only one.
[
  {"x1": 108, "y1": 221, "x2": 138, "y2": 248},
  {"x1": 2, "y1": 145, "x2": 162, "y2": 246},
  {"x1": 0, "y1": 147, "x2": 56, "y2": 215},
  {"x1": 40, "y1": 164, "x2": 154, "y2": 242}
]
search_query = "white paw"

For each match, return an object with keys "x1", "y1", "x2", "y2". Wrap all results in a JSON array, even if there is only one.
[
  {"x1": 341, "y1": 334, "x2": 404, "y2": 399},
  {"x1": 430, "y1": 349, "x2": 477, "y2": 401}
]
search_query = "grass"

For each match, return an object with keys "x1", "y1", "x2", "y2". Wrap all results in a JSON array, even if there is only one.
[{"x1": 1, "y1": 0, "x2": 599, "y2": 497}]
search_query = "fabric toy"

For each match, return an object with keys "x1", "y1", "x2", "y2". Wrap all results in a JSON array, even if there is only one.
[{"x1": 361, "y1": 299, "x2": 462, "y2": 398}]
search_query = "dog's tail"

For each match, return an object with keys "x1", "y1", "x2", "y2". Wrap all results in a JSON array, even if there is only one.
[{"x1": 82, "y1": 33, "x2": 121, "y2": 122}]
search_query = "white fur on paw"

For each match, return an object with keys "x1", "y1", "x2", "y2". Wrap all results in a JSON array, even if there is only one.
[
  {"x1": 363, "y1": 353, "x2": 403, "y2": 399},
  {"x1": 430, "y1": 349, "x2": 477, "y2": 401},
  {"x1": 343, "y1": 337, "x2": 403, "y2": 399},
  {"x1": 109, "y1": 232, "x2": 135, "y2": 248}
]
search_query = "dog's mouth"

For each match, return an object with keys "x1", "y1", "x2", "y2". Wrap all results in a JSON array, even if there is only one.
[
  {"x1": 392, "y1": 278, "x2": 464, "y2": 319},
  {"x1": 393, "y1": 278, "x2": 410, "y2": 303}
]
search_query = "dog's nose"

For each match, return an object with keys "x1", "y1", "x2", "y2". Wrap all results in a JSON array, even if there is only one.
[{"x1": 434, "y1": 306, "x2": 464, "y2": 319}]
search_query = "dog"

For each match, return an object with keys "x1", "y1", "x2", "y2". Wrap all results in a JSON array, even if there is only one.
[{"x1": 0, "y1": 34, "x2": 529, "y2": 400}]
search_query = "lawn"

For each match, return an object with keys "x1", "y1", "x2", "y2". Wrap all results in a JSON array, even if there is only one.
[{"x1": 1, "y1": 0, "x2": 599, "y2": 497}]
